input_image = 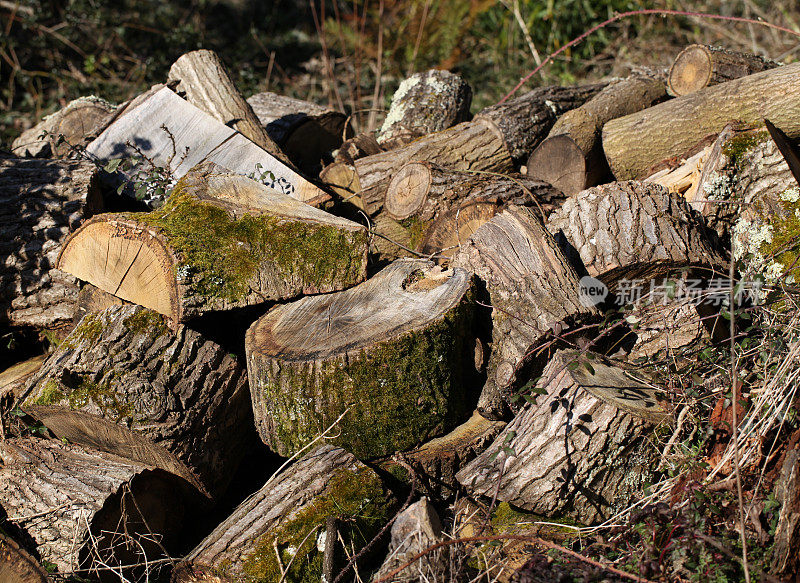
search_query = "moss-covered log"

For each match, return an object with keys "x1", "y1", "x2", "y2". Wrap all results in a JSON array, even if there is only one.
[
  {"x1": 0, "y1": 533, "x2": 51, "y2": 583},
  {"x1": 668, "y1": 44, "x2": 778, "y2": 96},
  {"x1": 246, "y1": 259, "x2": 477, "y2": 458},
  {"x1": 453, "y1": 206, "x2": 599, "y2": 420},
  {"x1": 57, "y1": 165, "x2": 368, "y2": 323},
  {"x1": 456, "y1": 350, "x2": 667, "y2": 525},
  {"x1": 174, "y1": 445, "x2": 393, "y2": 583}
]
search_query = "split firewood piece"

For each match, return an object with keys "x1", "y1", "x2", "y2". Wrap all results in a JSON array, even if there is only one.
[
  {"x1": 20, "y1": 304, "x2": 252, "y2": 498},
  {"x1": 167, "y1": 49, "x2": 290, "y2": 165},
  {"x1": 0, "y1": 355, "x2": 47, "y2": 405},
  {"x1": 174, "y1": 445, "x2": 394, "y2": 583},
  {"x1": 0, "y1": 437, "x2": 202, "y2": 577},
  {"x1": 57, "y1": 165, "x2": 368, "y2": 323},
  {"x1": 603, "y1": 62, "x2": 800, "y2": 180},
  {"x1": 0, "y1": 157, "x2": 102, "y2": 332},
  {"x1": 246, "y1": 259, "x2": 477, "y2": 458},
  {"x1": 475, "y1": 82, "x2": 607, "y2": 163},
  {"x1": 546, "y1": 181, "x2": 723, "y2": 289},
  {"x1": 668, "y1": 44, "x2": 778, "y2": 96},
  {"x1": 453, "y1": 206, "x2": 599, "y2": 420},
  {"x1": 86, "y1": 86, "x2": 329, "y2": 206},
  {"x1": 644, "y1": 143, "x2": 711, "y2": 203},
  {"x1": 376, "y1": 69, "x2": 472, "y2": 149},
  {"x1": 247, "y1": 90, "x2": 351, "y2": 173},
  {"x1": 456, "y1": 350, "x2": 667, "y2": 525},
  {"x1": 0, "y1": 533, "x2": 51, "y2": 583},
  {"x1": 527, "y1": 73, "x2": 667, "y2": 195},
  {"x1": 11, "y1": 96, "x2": 117, "y2": 158}
]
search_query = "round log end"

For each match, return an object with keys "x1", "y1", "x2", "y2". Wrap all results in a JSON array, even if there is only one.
[
  {"x1": 668, "y1": 44, "x2": 713, "y2": 96},
  {"x1": 385, "y1": 162, "x2": 432, "y2": 220},
  {"x1": 526, "y1": 134, "x2": 589, "y2": 196}
]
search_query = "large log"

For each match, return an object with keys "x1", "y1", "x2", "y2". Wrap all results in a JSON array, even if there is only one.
[
  {"x1": 0, "y1": 437, "x2": 202, "y2": 578},
  {"x1": 668, "y1": 44, "x2": 778, "y2": 96},
  {"x1": 376, "y1": 69, "x2": 472, "y2": 149},
  {"x1": 0, "y1": 533, "x2": 51, "y2": 583},
  {"x1": 246, "y1": 259, "x2": 477, "y2": 458},
  {"x1": 57, "y1": 165, "x2": 368, "y2": 323},
  {"x1": 452, "y1": 206, "x2": 599, "y2": 420},
  {"x1": 527, "y1": 73, "x2": 667, "y2": 195},
  {"x1": 456, "y1": 350, "x2": 667, "y2": 525},
  {"x1": 602, "y1": 62, "x2": 800, "y2": 180},
  {"x1": 174, "y1": 445, "x2": 394, "y2": 583},
  {"x1": 21, "y1": 304, "x2": 252, "y2": 498},
  {"x1": 0, "y1": 157, "x2": 102, "y2": 332}
]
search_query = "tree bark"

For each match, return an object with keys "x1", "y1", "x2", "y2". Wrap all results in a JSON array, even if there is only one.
[
  {"x1": 0, "y1": 533, "x2": 51, "y2": 583},
  {"x1": 57, "y1": 165, "x2": 368, "y2": 323},
  {"x1": 771, "y1": 429, "x2": 800, "y2": 578},
  {"x1": 376, "y1": 69, "x2": 472, "y2": 148},
  {"x1": 475, "y1": 83, "x2": 606, "y2": 163},
  {"x1": 319, "y1": 118, "x2": 514, "y2": 215},
  {"x1": 246, "y1": 259, "x2": 477, "y2": 458},
  {"x1": 20, "y1": 304, "x2": 252, "y2": 498},
  {"x1": 668, "y1": 44, "x2": 778, "y2": 96},
  {"x1": 527, "y1": 73, "x2": 667, "y2": 195},
  {"x1": 456, "y1": 350, "x2": 667, "y2": 525},
  {"x1": 602, "y1": 62, "x2": 800, "y2": 180},
  {"x1": 174, "y1": 445, "x2": 393, "y2": 583},
  {"x1": 0, "y1": 157, "x2": 102, "y2": 332},
  {"x1": 0, "y1": 437, "x2": 201, "y2": 577},
  {"x1": 452, "y1": 206, "x2": 599, "y2": 420}
]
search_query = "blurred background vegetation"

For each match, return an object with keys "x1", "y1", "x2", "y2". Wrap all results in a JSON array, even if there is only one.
[{"x1": 2, "y1": 0, "x2": 799, "y2": 144}]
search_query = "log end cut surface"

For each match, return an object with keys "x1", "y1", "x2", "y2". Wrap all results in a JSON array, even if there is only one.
[{"x1": 668, "y1": 45, "x2": 713, "y2": 96}]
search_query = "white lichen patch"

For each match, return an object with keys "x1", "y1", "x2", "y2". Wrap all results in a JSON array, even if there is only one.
[
  {"x1": 379, "y1": 71, "x2": 459, "y2": 137},
  {"x1": 732, "y1": 217, "x2": 786, "y2": 282},
  {"x1": 544, "y1": 100, "x2": 558, "y2": 114},
  {"x1": 780, "y1": 187, "x2": 800, "y2": 204},
  {"x1": 702, "y1": 172, "x2": 734, "y2": 201}
]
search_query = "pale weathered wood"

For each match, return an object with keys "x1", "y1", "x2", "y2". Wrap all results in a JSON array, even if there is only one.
[
  {"x1": 457, "y1": 350, "x2": 667, "y2": 524},
  {"x1": 0, "y1": 533, "x2": 51, "y2": 583},
  {"x1": 453, "y1": 206, "x2": 599, "y2": 419},
  {"x1": 86, "y1": 86, "x2": 329, "y2": 205},
  {"x1": 57, "y1": 164, "x2": 368, "y2": 323},
  {"x1": 668, "y1": 44, "x2": 778, "y2": 96},
  {"x1": 0, "y1": 157, "x2": 102, "y2": 331},
  {"x1": 527, "y1": 73, "x2": 666, "y2": 195},
  {"x1": 0, "y1": 354, "x2": 46, "y2": 403},
  {"x1": 0, "y1": 437, "x2": 201, "y2": 577},
  {"x1": 602, "y1": 62, "x2": 800, "y2": 180},
  {"x1": 174, "y1": 445, "x2": 393, "y2": 583},
  {"x1": 21, "y1": 304, "x2": 252, "y2": 498},
  {"x1": 246, "y1": 259, "x2": 477, "y2": 458}
]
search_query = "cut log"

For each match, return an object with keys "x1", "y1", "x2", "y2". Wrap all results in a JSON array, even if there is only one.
[
  {"x1": 246, "y1": 259, "x2": 477, "y2": 458},
  {"x1": 11, "y1": 96, "x2": 117, "y2": 158},
  {"x1": 376, "y1": 69, "x2": 472, "y2": 148},
  {"x1": 86, "y1": 86, "x2": 329, "y2": 206},
  {"x1": 247, "y1": 91, "x2": 351, "y2": 174},
  {"x1": 644, "y1": 143, "x2": 711, "y2": 204},
  {"x1": 0, "y1": 437, "x2": 202, "y2": 577},
  {"x1": 452, "y1": 206, "x2": 599, "y2": 420},
  {"x1": 174, "y1": 445, "x2": 394, "y2": 583},
  {"x1": 456, "y1": 350, "x2": 667, "y2": 525},
  {"x1": 771, "y1": 429, "x2": 800, "y2": 578},
  {"x1": 57, "y1": 164, "x2": 368, "y2": 323},
  {"x1": 20, "y1": 304, "x2": 252, "y2": 498},
  {"x1": 167, "y1": 50, "x2": 290, "y2": 165},
  {"x1": 0, "y1": 157, "x2": 102, "y2": 332},
  {"x1": 475, "y1": 83, "x2": 606, "y2": 163},
  {"x1": 334, "y1": 132, "x2": 384, "y2": 164},
  {"x1": 527, "y1": 73, "x2": 667, "y2": 195},
  {"x1": 0, "y1": 354, "x2": 47, "y2": 404},
  {"x1": 73, "y1": 282, "x2": 127, "y2": 326},
  {"x1": 0, "y1": 533, "x2": 51, "y2": 583},
  {"x1": 668, "y1": 44, "x2": 778, "y2": 96},
  {"x1": 602, "y1": 62, "x2": 800, "y2": 180}
]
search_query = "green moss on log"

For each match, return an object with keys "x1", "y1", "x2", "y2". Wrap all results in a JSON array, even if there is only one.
[
  {"x1": 400, "y1": 216, "x2": 431, "y2": 250},
  {"x1": 721, "y1": 130, "x2": 769, "y2": 168},
  {"x1": 122, "y1": 308, "x2": 168, "y2": 335}
]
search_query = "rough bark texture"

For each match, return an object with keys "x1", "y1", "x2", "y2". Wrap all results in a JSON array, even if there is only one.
[
  {"x1": 21, "y1": 304, "x2": 252, "y2": 498},
  {"x1": 475, "y1": 83, "x2": 606, "y2": 163},
  {"x1": 174, "y1": 445, "x2": 393, "y2": 583},
  {"x1": 167, "y1": 50, "x2": 289, "y2": 164},
  {"x1": 11, "y1": 96, "x2": 117, "y2": 158},
  {"x1": 0, "y1": 437, "x2": 199, "y2": 577},
  {"x1": 57, "y1": 165, "x2": 368, "y2": 323},
  {"x1": 0, "y1": 533, "x2": 51, "y2": 583},
  {"x1": 377, "y1": 69, "x2": 472, "y2": 148},
  {"x1": 320, "y1": 118, "x2": 514, "y2": 215},
  {"x1": 602, "y1": 62, "x2": 800, "y2": 180},
  {"x1": 527, "y1": 73, "x2": 667, "y2": 195},
  {"x1": 546, "y1": 181, "x2": 722, "y2": 288},
  {"x1": 668, "y1": 44, "x2": 778, "y2": 96},
  {"x1": 0, "y1": 157, "x2": 102, "y2": 331},
  {"x1": 456, "y1": 350, "x2": 667, "y2": 524},
  {"x1": 771, "y1": 430, "x2": 800, "y2": 578},
  {"x1": 453, "y1": 206, "x2": 599, "y2": 420},
  {"x1": 246, "y1": 259, "x2": 477, "y2": 458}
]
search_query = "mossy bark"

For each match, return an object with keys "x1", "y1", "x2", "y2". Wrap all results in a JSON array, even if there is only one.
[{"x1": 246, "y1": 259, "x2": 478, "y2": 458}]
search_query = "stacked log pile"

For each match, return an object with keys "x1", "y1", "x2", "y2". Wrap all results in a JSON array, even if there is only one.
[{"x1": 1, "y1": 43, "x2": 798, "y2": 582}]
